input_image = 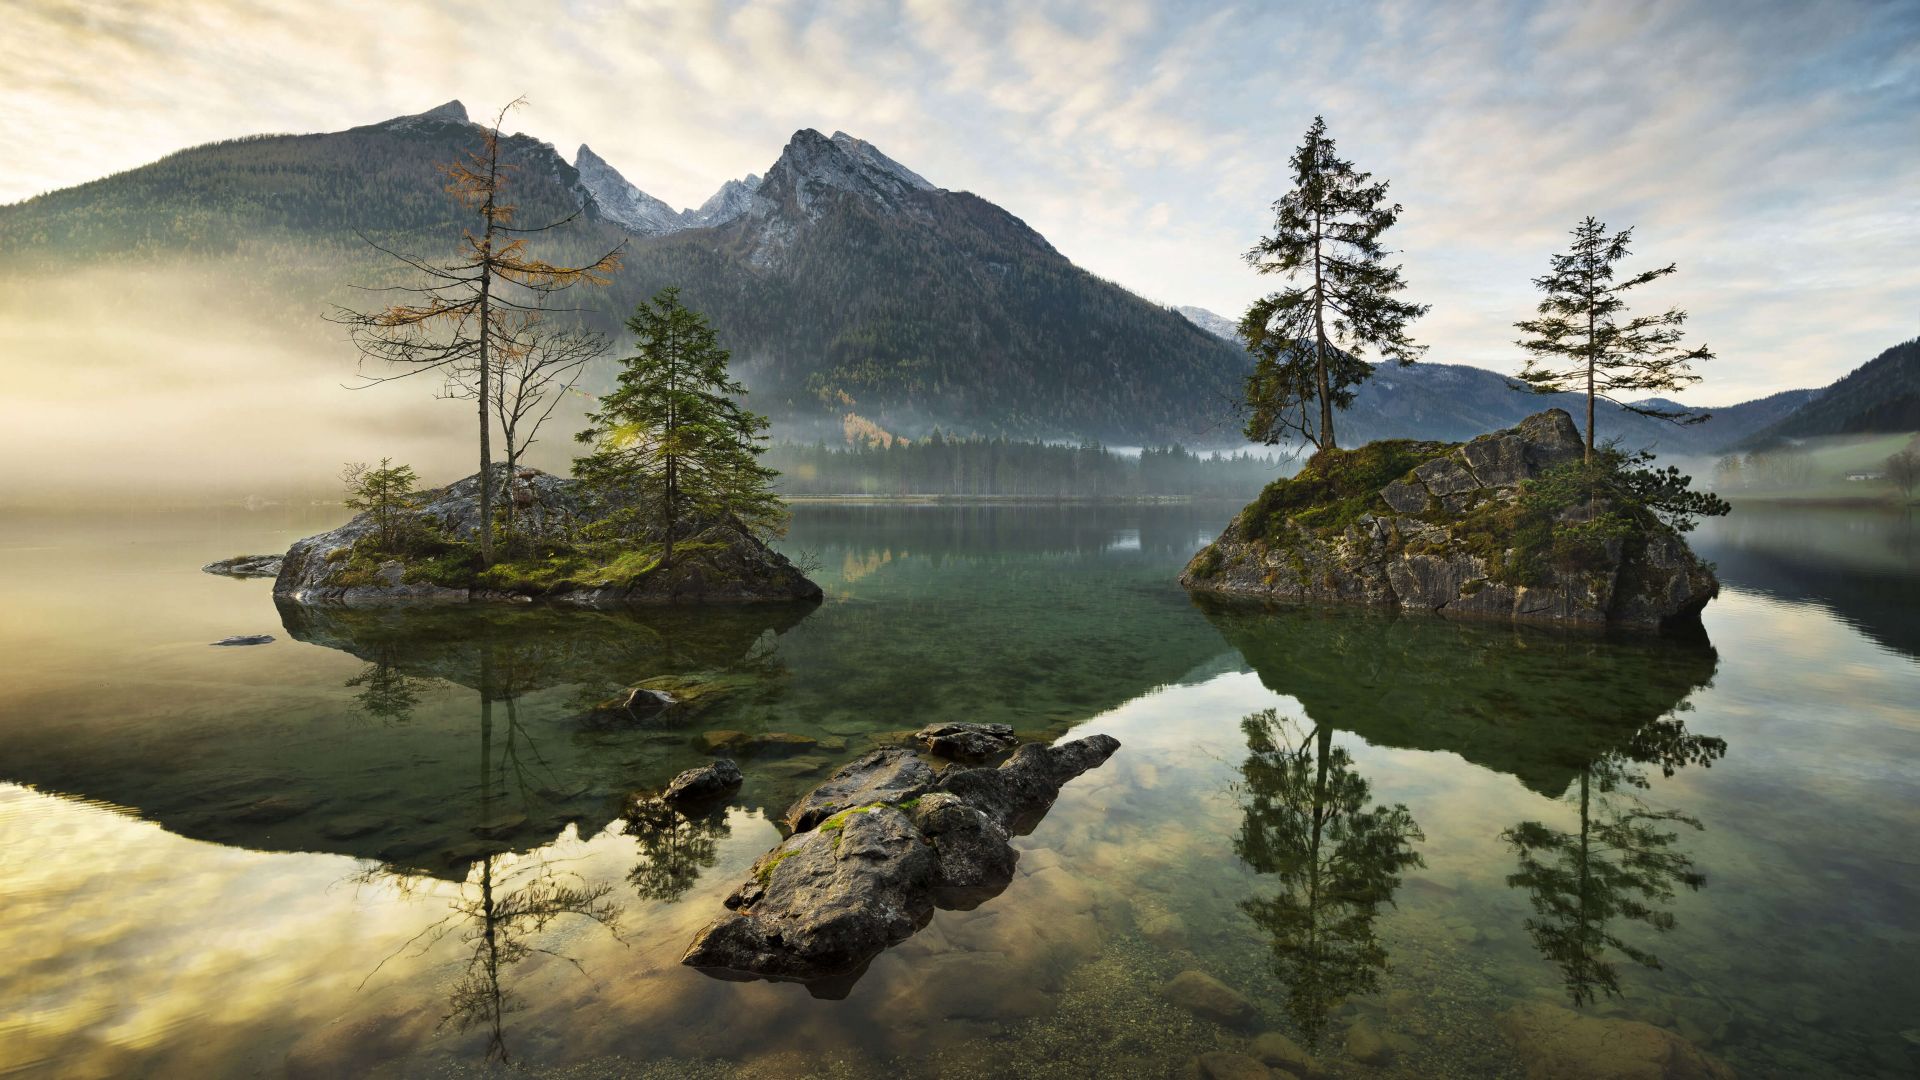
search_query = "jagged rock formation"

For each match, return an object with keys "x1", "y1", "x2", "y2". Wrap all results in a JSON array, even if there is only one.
[
  {"x1": 574, "y1": 143, "x2": 761, "y2": 234},
  {"x1": 1181, "y1": 410, "x2": 1717, "y2": 630},
  {"x1": 272, "y1": 465, "x2": 821, "y2": 606},
  {"x1": 202, "y1": 554, "x2": 283, "y2": 578},
  {"x1": 680, "y1": 733, "x2": 1120, "y2": 993},
  {"x1": 915, "y1": 721, "x2": 1017, "y2": 761}
]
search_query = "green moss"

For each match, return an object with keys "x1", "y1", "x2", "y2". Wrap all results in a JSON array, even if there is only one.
[
  {"x1": 754, "y1": 846, "x2": 800, "y2": 887},
  {"x1": 1244, "y1": 439, "x2": 1454, "y2": 542},
  {"x1": 1188, "y1": 545, "x2": 1223, "y2": 580}
]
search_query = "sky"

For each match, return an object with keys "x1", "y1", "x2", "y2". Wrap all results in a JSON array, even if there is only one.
[{"x1": 4, "y1": 0, "x2": 1918, "y2": 402}]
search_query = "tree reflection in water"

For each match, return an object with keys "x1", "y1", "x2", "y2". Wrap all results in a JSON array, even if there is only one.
[
  {"x1": 1502, "y1": 714, "x2": 1727, "y2": 1005},
  {"x1": 1234, "y1": 708, "x2": 1424, "y2": 1047},
  {"x1": 344, "y1": 654, "x2": 430, "y2": 725},
  {"x1": 624, "y1": 795, "x2": 729, "y2": 904},
  {"x1": 357, "y1": 654, "x2": 627, "y2": 1064}
]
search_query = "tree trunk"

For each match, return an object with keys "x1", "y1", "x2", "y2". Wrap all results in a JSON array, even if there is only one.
[
  {"x1": 475, "y1": 147, "x2": 500, "y2": 566},
  {"x1": 1313, "y1": 210, "x2": 1335, "y2": 451},
  {"x1": 1583, "y1": 268, "x2": 1596, "y2": 463}
]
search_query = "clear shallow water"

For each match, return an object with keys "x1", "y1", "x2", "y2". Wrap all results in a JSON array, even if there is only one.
[{"x1": 0, "y1": 502, "x2": 1916, "y2": 1078}]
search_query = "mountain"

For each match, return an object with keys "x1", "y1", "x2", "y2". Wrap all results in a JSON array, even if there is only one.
[
  {"x1": 1175, "y1": 304, "x2": 1821, "y2": 454},
  {"x1": 0, "y1": 103, "x2": 1249, "y2": 444},
  {"x1": 574, "y1": 144, "x2": 759, "y2": 234},
  {"x1": 1737, "y1": 338, "x2": 1920, "y2": 448},
  {"x1": 1174, "y1": 305, "x2": 1241, "y2": 342}
]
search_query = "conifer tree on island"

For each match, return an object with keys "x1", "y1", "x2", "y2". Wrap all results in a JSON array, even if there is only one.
[
  {"x1": 333, "y1": 98, "x2": 621, "y2": 566},
  {"x1": 1513, "y1": 217, "x2": 1714, "y2": 462},
  {"x1": 575, "y1": 287, "x2": 784, "y2": 566},
  {"x1": 1240, "y1": 115, "x2": 1428, "y2": 452}
]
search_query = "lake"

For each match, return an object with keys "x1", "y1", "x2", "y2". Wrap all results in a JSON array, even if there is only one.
[{"x1": 1, "y1": 501, "x2": 1915, "y2": 1078}]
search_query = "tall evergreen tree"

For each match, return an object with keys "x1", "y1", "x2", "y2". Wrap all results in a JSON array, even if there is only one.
[
  {"x1": 1513, "y1": 217, "x2": 1714, "y2": 462},
  {"x1": 575, "y1": 287, "x2": 783, "y2": 563},
  {"x1": 333, "y1": 99, "x2": 621, "y2": 566},
  {"x1": 1241, "y1": 116, "x2": 1428, "y2": 451}
]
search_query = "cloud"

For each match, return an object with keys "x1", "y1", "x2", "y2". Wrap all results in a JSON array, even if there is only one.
[{"x1": 2, "y1": 0, "x2": 1916, "y2": 401}]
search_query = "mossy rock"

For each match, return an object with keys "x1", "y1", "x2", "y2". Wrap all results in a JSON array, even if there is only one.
[{"x1": 1181, "y1": 410, "x2": 1719, "y2": 631}]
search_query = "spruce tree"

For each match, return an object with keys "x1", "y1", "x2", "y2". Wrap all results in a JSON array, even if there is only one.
[
  {"x1": 1241, "y1": 116, "x2": 1427, "y2": 451},
  {"x1": 1513, "y1": 217, "x2": 1714, "y2": 461},
  {"x1": 575, "y1": 288, "x2": 783, "y2": 563}
]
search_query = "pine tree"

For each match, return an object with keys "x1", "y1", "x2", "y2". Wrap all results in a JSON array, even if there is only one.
[
  {"x1": 1513, "y1": 217, "x2": 1714, "y2": 462},
  {"x1": 1241, "y1": 116, "x2": 1427, "y2": 451},
  {"x1": 332, "y1": 99, "x2": 620, "y2": 565},
  {"x1": 340, "y1": 458, "x2": 420, "y2": 555},
  {"x1": 575, "y1": 287, "x2": 783, "y2": 563}
]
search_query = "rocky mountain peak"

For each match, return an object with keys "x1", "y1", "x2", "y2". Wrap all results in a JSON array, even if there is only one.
[
  {"x1": 757, "y1": 129, "x2": 939, "y2": 219},
  {"x1": 362, "y1": 99, "x2": 474, "y2": 134},
  {"x1": 573, "y1": 144, "x2": 685, "y2": 235}
]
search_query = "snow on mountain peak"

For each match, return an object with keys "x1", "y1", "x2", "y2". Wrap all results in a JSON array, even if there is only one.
[
  {"x1": 574, "y1": 144, "x2": 687, "y2": 236},
  {"x1": 828, "y1": 131, "x2": 936, "y2": 192}
]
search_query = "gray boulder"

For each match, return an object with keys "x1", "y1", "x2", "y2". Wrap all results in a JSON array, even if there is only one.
[
  {"x1": 915, "y1": 721, "x2": 1017, "y2": 760},
  {"x1": 784, "y1": 747, "x2": 936, "y2": 832},
  {"x1": 682, "y1": 805, "x2": 937, "y2": 986},
  {"x1": 683, "y1": 733, "x2": 1120, "y2": 988},
  {"x1": 937, "y1": 734, "x2": 1122, "y2": 834},
  {"x1": 661, "y1": 758, "x2": 744, "y2": 806},
  {"x1": 202, "y1": 554, "x2": 283, "y2": 578}
]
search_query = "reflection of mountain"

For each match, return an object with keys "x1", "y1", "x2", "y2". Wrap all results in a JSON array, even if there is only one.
[
  {"x1": 1690, "y1": 507, "x2": 1920, "y2": 661},
  {"x1": 4, "y1": 604, "x2": 809, "y2": 878},
  {"x1": 1198, "y1": 598, "x2": 1720, "y2": 796}
]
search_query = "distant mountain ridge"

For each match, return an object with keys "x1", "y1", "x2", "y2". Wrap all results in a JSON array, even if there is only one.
[
  {"x1": 1176, "y1": 305, "x2": 1825, "y2": 454},
  {"x1": 0, "y1": 100, "x2": 1248, "y2": 444},
  {"x1": 1736, "y1": 338, "x2": 1920, "y2": 448}
]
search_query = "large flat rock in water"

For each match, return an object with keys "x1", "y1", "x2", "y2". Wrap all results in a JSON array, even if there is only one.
[{"x1": 681, "y1": 733, "x2": 1120, "y2": 994}]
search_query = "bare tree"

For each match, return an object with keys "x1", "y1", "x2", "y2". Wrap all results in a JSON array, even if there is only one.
[{"x1": 331, "y1": 98, "x2": 621, "y2": 566}]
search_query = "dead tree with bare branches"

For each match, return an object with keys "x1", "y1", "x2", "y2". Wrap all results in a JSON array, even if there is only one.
[{"x1": 330, "y1": 98, "x2": 621, "y2": 566}]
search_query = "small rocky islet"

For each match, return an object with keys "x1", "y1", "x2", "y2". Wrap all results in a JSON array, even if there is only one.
[
  {"x1": 1181, "y1": 409, "x2": 1718, "y2": 630},
  {"x1": 212, "y1": 463, "x2": 822, "y2": 606},
  {"x1": 670, "y1": 726, "x2": 1121, "y2": 996}
]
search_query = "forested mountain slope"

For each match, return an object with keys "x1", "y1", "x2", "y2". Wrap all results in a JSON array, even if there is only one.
[{"x1": 0, "y1": 103, "x2": 1249, "y2": 444}]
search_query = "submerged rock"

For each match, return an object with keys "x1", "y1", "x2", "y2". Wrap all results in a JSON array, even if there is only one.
[
  {"x1": 273, "y1": 464, "x2": 822, "y2": 607},
  {"x1": 682, "y1": 734, "x2": 1120, "y2": 990},
  {"x1": 1498, "y1": 1001, "x2": 1735, "y2": 1080},
  {"x1": 202, "y1": 554, "x2": 283, "y2": 578},
  {"x1": 696, "y1": 730, "x2": 824, "y2": 757},
  {"x1": 1162, "y1": 969, "x2": 1259, "y2": 1029},
  {"x1": 1196, "y1": 1051, "x2": 1273, "y2": 1080},
  {"x1": 1181, "y1": 410, "x2": 1717, "y2": 630},
  {"x1": 210, "y1": 634, "x2": 274, "y2": 646},
  {"x1": 915, "y1": 721, "x2": 1017, "y2": 760},
  {"x1": 661, "y1": 758, "x2": 743, "y2": 806}
]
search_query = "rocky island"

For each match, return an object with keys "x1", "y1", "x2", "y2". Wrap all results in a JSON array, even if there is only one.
[
  {"x1": 268, "y1": 465, "x2": 821, "y2": 606},
  {"x1": 1181, "y1": 410, "x2": 1718, "y2": 630}
]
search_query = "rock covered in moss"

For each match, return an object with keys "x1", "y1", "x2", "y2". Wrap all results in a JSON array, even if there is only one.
[
  {"x1": 271, "y1": 463, "x2": 821, "y2": 606},
  {"x1": 1181, "y1": 410, "x2": 1717, "y2": 630},
  {"x1": 681, "y1": 734, "x2": 1120, "y2": 991}
]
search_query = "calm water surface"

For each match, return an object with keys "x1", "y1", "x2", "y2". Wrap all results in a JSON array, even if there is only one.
[{"x1": 1, "y1": 501, "x2": 1916, "y2": 1078}]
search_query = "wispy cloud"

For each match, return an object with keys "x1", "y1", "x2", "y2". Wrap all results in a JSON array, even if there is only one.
[{"x1": 3, "y1": 0, "x2": 1916, "y2": 400}]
